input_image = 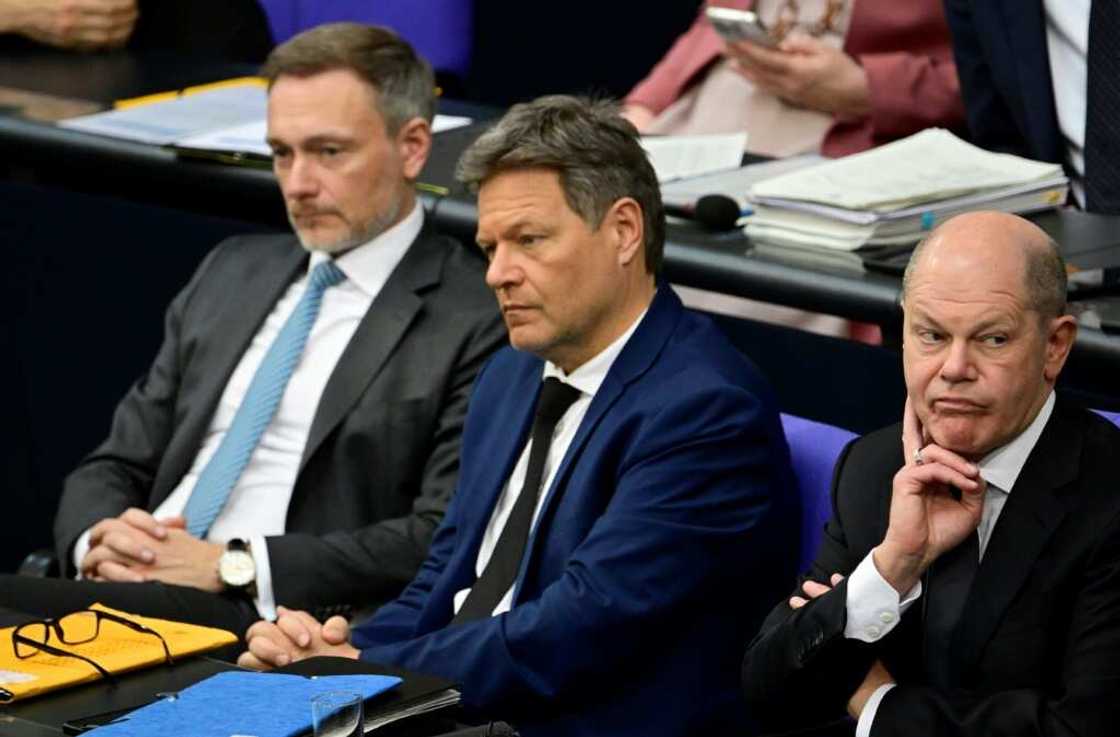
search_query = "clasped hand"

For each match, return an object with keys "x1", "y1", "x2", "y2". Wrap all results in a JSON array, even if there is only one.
[
  {"x1": 81, "y1": 507, "x2": 225, "y2": 592},
  {"x1": 239, "y1": 607, "x2": 360, "y2": 670}
]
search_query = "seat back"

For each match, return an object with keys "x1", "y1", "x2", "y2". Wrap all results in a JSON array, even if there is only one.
[
  {"x1": 1094, "y1": 409, "x2": 1120, "y2": 428},
  {"x1": 780, "y1": 414, "x2": 857, "y2": 571},
  {"x1": 259, "y1": 0, "x2": 474, "y2": 76}
]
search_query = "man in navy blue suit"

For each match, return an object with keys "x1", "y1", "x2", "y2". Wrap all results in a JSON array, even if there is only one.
[{"x1": 238, "y1": 95, "x2": 800, "y2": 737}]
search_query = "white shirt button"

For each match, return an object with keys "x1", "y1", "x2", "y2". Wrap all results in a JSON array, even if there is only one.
[
  {"x1": 879, "y1": 611, "x2": 895, "y2": 624},
  {"x1": 865, "y1": 625, "x2": 881, "y2": 639}
]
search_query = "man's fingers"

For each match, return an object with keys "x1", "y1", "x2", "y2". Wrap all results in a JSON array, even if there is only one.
[
  {"x1": 789, "y1": 596, "x2": 808, "y2": 609},
  {"x1": 247, "y1": 632, "x2": 294, "y2": 667},
  {"x1": 322, "y1": 616, "x2": 351, "y2": 645},
  {"x1": 96, "y1": 560, "x2": 145, "y2": 583},
  {"x1": 912, "y1": 444, "x2": 979, "y2": 478},
  {"x1": 276, "y1": 611, "x2": 314, "y2": 649},
  {"x1": 902, "y1": 462, "x2": 983, "y2": 494},
  {"x1": 902, "y1": 397, "x2": 924, "y2": 464},
  {"x1": 101, "y1": 530, "x2": 155, "y2": 563},
  {"x1": 237, "y1": 650, "x2": 268, "y2": 671},
  {"x1": 830, "y1": 573, "x2": 845, "y2": 586},
  {"x1": 121, "y1": 507, "x2": 168, "y2": 539},
  {"x1": 801, "y1": 579, "x2": 832, "y2": 599}
]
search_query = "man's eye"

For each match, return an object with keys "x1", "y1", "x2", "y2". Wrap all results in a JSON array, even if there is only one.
[
  {"x1": 319, "y1": 146, "x2": 342, "y2": 158},
  {"x1": 981, "y1": 334, "x2": 1008, "y2": 347},
  {"x1": 518, "y1": 234, "x2": 540, "y2": 246},
  {"x1": 917, "y1": 330, "x2": 942, "y2": 344},
  {"x1": 478, "y1": 244, "x2": 496, "y2": 261}
]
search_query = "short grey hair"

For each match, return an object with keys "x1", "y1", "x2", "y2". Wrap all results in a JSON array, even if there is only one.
[
  {"x1": 901, "y1": 230, "x2": 1068, "y2": 319},
  {"x1": 260, "y1": 22, "x2": 435, "y2": 133},
  {"x1": 456, "y1": 95, "x2": 665, "y2": 274}
]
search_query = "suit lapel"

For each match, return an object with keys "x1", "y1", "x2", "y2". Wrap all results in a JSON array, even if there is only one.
[
  {"x1": 950, "y1": 401, "x2": 1080, "y2": 676},
  {"x1": 152, "y1": 242, "x2": 306, "y2": 503},
  {"x1": 297, "y1": 230, "x2": 445, "y2": 473},
  {"x1": 512, "y1": 286, "x2": 681, "y2": 600}
]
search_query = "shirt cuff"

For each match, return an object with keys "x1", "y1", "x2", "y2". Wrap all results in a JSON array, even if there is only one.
[
  {"x1": 249, "y1": 535, "x2": 277, "y2": 622},
  {"x1": 844, "y1": 551, "x2": 921, "y2": 642},
  {"x1": 72, "y1": 528, "x2": 94, "y2": 579},
  {"x1": 856, "y1": 683, "x2": 896, "y2": 737}
]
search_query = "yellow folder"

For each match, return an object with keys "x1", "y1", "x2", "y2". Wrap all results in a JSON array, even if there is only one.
[{"x1": 0, "y1": 603, "x2": 237, "y2": 702}]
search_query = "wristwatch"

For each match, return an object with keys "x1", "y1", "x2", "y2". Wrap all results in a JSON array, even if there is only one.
[{"x1": 217, "y1": 538, "x2": 257, "y2": 597}]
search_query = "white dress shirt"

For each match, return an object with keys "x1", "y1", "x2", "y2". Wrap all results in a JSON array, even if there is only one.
[
  {"x1": 1042, "y1": 0, "x2": 1089, "y2": 205},
  {"x1": 73, "y1": 203, "x2": 424, "y2": 620},
  {"x1": 452, "y1": 309, "x2": 648, "y2": 618},
  {"x1": 851, "y1": 392, "x2": 1056, "y2": 737}
]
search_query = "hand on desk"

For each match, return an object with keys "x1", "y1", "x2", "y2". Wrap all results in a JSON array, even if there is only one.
[
  {"x1": 82, "y1": 508, "x2": 225, "y2": 592},
  {"x1": 239, "y1": 607, "x2": 360, "y2": 670},
  {"x1": 0, "y1": 0, "x2": 138, "y2": 51},
  {"x1": 727, "y1": 33, "x2": 870, "y2": 120},
  {"x1": 620, "y1": 103, "x2": 656, "y2": 133}
]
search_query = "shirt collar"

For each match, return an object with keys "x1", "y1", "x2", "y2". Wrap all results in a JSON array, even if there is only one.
[
  {"x1": 542, "y1": 307, "x2": 650, "y2": 398},
  {"x1": 977, "y1": 391, "x2": 1056, "y2": 493},
  {"x1": 307, "y1": 201, "x2": 424, "y2": 297}
]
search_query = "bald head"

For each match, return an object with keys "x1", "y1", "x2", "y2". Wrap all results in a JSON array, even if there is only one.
[{"x1": 902, "y1": 212, "x2": 1067, "y2": 321}]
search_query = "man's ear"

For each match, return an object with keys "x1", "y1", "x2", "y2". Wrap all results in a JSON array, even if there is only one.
[
  {"x1": 1043, "y1": 314, "x2": 1078, "y2": 383},
  {"x1": 605, "y1": 197, "x2": 645, "y2": 269},
  {"x1": 396, "y1": 117, "x2": 432, "y2": 180}
]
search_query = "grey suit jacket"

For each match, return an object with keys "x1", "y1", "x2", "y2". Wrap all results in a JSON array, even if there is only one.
[{"x1": 53, "y1": 227, "x2": 506, "y2": 612}]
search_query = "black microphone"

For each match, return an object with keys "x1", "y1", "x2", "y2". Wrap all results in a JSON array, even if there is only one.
[{"x1": 663, "y1": 194, "x2": 743, "y2": 231}]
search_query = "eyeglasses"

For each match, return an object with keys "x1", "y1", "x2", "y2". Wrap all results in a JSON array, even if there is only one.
[{"x1": 12, "y1": 610, "x2": 174, "y2": 681}]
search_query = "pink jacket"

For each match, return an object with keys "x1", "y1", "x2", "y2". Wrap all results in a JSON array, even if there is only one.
[{"x1": 625, "y1": 0, "x2": 965, "y2": 157}]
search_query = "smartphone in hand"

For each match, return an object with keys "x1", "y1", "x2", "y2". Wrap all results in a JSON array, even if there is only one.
[{"x1": 705, "y1": 7, "x2": 777, "y2": 47}]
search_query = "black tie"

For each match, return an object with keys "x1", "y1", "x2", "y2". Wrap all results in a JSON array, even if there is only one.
[
  {"x1": 923, "y1": 529, "x2": 980, "y2": 689},
  {"x1": 1084, "y1": 0, "x2": 1120, "y2": 213},
  {"x1": 453, "y1": 377, "x2": 583, "y2": 624}
]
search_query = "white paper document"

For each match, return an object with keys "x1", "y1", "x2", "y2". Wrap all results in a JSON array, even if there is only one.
[
  {"x1": 750, "y1": 128, "x2": 1065, "y2": 211},
  {"x1": 59, "y1": 83, "x2": 473, "y2": 157},
  {"x1": 641, "y1": 133, "x2": 747, "y2": 183}
]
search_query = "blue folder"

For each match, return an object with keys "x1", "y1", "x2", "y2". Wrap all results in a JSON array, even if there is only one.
[{"x1": 91, "y1": 670, "x2": 402, "y2": 737}]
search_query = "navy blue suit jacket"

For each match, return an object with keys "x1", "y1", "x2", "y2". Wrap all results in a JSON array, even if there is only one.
[
  {"x1": 944, "y1": 0, "x2": 1064, "y2": 164},
  {"x1": 350, "y1": 286, "x2": 800, "y2": 737}
]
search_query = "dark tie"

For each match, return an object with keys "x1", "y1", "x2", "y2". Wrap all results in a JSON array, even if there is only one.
[
  {"x1": 1084, "y1": 0, "x2": 1120, "y2": 213},
  {"x1": 923, "y1": 529, "x2": 980, "y2": 689},
  {"x1": 453, "y1": 377, "x2": 583, "y2": 623}
]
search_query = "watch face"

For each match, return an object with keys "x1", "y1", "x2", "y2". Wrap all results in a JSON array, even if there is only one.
[{"x1": 219, "y1": 550, "x2": 256, "y2": 587}]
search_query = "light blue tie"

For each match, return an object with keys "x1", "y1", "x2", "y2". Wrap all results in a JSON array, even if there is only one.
[{"x1": 183, "y1": 259, "x2": 346, "y2": 538}]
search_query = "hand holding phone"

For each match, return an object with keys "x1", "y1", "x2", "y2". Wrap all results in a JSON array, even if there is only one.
[{"x1": 705, "y1": 7, "x2": 777, "y2": 48}]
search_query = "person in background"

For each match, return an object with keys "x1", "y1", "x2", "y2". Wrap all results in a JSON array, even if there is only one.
[
  {"x1": 623, "y1": 0, "x2": 965, "y2": 158},
  {"x1": 945, "y1": 1, "x2": 1120, "y2": 214},
  {"x1": 0, "y1": 0, "x2": 137, "y2": 50}
]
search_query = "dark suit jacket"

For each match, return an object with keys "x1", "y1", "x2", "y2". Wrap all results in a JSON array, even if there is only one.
[
  {"x1": 742, "y1": 396, "x2": 1120, "y2": 736},
  {"x1": 53, "y1": 228, "x2": 506, "y2": 613},
  {"x1": 943, "y1": 0, "x2": 1065, "y2": 164},
  {"x1": 350, "y1": 286, "x2": 801, "y2": 737}
]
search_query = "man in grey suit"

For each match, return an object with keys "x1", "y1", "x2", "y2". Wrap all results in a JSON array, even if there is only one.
[{"x1": 0, "y1": 23, "x2": 504, "y2": 638}]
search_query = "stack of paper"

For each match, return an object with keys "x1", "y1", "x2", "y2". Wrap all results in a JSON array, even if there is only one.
[
  {"x1": 744, "y1": 128, "x2": 1068, "y2": 260},
  {"x1": 641, "y1": 132, "x2": 747, "y2": 182}
]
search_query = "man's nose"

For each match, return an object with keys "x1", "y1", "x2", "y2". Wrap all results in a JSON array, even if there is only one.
[
  {"x1": 283, "y1": 155, "x2": 319, "y2": 199},
  {"x1": 485, "y1": 243, "x2": 521, "y2": 291},
  {"x1": 939, "y1": 339, "x2": 977, "y2": 383}
]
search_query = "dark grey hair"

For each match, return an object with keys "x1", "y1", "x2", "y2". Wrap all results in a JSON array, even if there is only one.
[
  {"x1": 902, "y1": 228, "x2": 1068, "y2": 319},
  {"x1": 260, "y1": 22, "x2": 435, "y2": 132},
  {"x1": 456, "y1": 95, "x2": 665, "y2": 274}
]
